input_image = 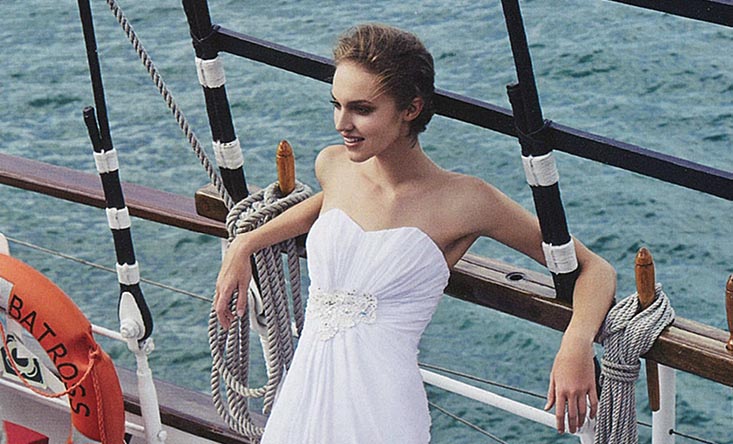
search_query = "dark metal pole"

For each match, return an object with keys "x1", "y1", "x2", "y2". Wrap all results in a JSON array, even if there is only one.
[
  {"x1": 78, "y1": 0, "x2": 153, "y2": 340},
  {"x1": 181, "y1": 0, "x2": 262, "y2": 298},
  {"x1": 182, "y1": 0, "x2": 249, "y2": 203},
  {"x1": 501, "y1": 0, "x2": 579, "y2": 302}
]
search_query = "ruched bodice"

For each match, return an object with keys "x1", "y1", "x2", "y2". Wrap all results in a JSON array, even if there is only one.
[{"x1": 261, "y1": 208, "x2": 450, "y2": 444}]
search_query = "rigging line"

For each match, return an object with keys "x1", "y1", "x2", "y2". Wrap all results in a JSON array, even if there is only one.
[
  {"x1": 669, "y1": 429, "x2": 721, "y2": 444},
  {"x1": 5, "y1": 236, "x2": 212, "y2": 303},
  {"x1": 419, "y1": 362, "x2": 545, "y2": 400},
  {"x1": 102, "y1": 0, "x2": 234, "y2": 210},
  {"x1": 428, "y1": 400, "x2": 508, "y2": 444}
]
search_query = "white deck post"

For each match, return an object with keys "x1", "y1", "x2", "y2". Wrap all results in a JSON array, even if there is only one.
[{"x1": 652, "y1": 364, "x2": 676, "y2": 444}]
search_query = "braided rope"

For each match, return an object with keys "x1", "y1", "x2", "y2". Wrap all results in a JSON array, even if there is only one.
[
  {"x1": 209, "y1": 181, "x2": 312, "y2": 438},
  {"x1": 103, "y1": 0, "x2": 234, "y2": 209},
  {"x1": 594, "y1": 284, "x2": 675, "y2": 444}
]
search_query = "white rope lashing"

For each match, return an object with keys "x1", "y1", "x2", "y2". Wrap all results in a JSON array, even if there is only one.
[
  {"x1": 594, "y1": 284, "x2": 675, "y2": 444},
  {"x1": 209, "y1": 181, "x2": 312, "y2": 438},
  {"x1": 214, "y1": 139, "x2": 245, "y2": 170},
  {"x1": 542, "y1": 240, "x2": 578, "y2": 275},
  {"x1": 522, "y1": 152, "x2": 559, "y2": 187},
  {"x1": 105, "y1": 207, "x2": 131, "y2": 230},
  {"x1": 93, "y1": 148, "x2": 120, "y2": 174},
  {"x1": 195, "y1": 56, "x2": 227, "y2": 89},
  {"x1": 115, "y1": 262, "x2": 140, "y2": 286}
]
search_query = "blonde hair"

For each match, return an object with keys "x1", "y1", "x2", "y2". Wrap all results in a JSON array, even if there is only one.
[{"x1": 333, "y1": 24, "x2": 435, "y2": 137}]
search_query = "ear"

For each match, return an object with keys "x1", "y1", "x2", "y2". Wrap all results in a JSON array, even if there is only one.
[{"x1": 403, "y1": 96, "x2": 424, "y2": 122}]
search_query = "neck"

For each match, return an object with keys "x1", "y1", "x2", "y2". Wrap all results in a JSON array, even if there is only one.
[{"x1": 368, "y1": 137, "x2": 434, "y2": 188}]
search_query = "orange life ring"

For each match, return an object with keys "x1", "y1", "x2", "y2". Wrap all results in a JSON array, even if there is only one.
[{"x1": 0, "y1": 254, "x2": 125, "y2": 443}]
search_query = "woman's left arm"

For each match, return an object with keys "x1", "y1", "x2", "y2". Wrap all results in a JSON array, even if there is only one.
[
  {"x1": 545, "y1": 240, "x2": 616, "y2": 434},
  {"x1": 466, "y1": 179, "x2": 616, "y2": 434}
]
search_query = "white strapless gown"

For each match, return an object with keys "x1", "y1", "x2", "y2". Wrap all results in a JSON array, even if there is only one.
[{"x1": 260, "y1": 208, "x2": 450, "y2": 444}]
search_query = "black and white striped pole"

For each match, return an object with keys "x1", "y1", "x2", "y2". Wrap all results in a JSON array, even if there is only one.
[
  {"x1": 501, "y1": 0, "x2": 580, "y2": 303},
  {"x1": 181, "y1": 0, "x2": 264, "y2": 292},
  {"x1": 182, "y1": 0, "x2": 249, "y2": 203},
  {"x1": 78, "y1": 0, "x2": 154, "y2": 340},
  {"x1": 78, "y1": 1, "x2": 165, "y2": 441}
]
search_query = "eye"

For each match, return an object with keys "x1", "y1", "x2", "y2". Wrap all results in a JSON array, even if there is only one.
[
  {"x1": 354, "y1": 106, "x2": 372, "y2": 115},
  {"x1": 330, "y1": 99, "x2": 341, "y2": 110}
]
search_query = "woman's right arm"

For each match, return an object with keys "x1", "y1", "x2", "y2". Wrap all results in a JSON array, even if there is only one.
[{"x1": 214, "y1": 191, "x2": 323, "y2": 328}]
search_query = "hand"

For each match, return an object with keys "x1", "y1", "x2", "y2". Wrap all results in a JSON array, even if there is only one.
[
  {"x1": 214, "y1": 235, "x2": 254, "y2": 329},
  {"x1": 544, "y1": 333, "x2": 598, "y2": 434}
]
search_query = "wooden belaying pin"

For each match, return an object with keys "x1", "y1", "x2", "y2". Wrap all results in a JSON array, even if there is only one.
[
  {"x1": 725, "y1": 275, "x2": 733, "y2": 353},
  {"x1": 276, "y1": 140, "x2": 296, "y2": 195},
  {"x1": 635, "y1": 247, "x2": 655, "y2": 310},
  {"x1": 635, "y1": 247, "x2": 660, "y2": 412}
]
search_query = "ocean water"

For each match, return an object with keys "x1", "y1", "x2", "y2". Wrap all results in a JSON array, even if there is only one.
[{"x1": 0, "y1": 1, "x2": 731, "y2": 443}]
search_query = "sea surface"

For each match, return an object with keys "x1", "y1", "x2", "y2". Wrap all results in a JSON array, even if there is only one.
[{"x1": 1, "y1": 1, "x2": 731, "y2": 443}]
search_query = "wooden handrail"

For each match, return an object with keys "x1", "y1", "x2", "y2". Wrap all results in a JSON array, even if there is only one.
[
  {"x1": 0, "y1": 153, "x2": 226, "y2": 238},
  {"x1": 1, "y1": 153, "x2": 732, "y2": 387}
]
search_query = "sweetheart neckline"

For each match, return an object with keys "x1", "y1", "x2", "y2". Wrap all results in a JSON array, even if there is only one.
[{"x1": 318, "y1": 207, "x2": 451, "y2": 275}]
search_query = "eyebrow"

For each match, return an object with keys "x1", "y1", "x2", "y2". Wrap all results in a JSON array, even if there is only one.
[{"x1": 330, "y1": 93, "x2": 374, "y2": 107}]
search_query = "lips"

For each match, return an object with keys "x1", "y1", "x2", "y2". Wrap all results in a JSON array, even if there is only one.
[{"x1": 342, "y1": 136, "x2": 364, "y2": 147}]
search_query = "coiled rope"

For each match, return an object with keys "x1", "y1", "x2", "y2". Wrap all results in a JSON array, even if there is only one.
[
  {"x1": 594, "y1": 284, "x2": 675, "y2": 444},
  {"x1": 209, "y1": 181, "x2": 312, "y2": 437},
  {"x1": 101, "y1": 0, "x2": 313, "y2": 438}
]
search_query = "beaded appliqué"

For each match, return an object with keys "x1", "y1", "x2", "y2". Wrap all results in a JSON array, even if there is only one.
[{"x1": 307, "y1": 288, "x2": 377, "y2": 340}]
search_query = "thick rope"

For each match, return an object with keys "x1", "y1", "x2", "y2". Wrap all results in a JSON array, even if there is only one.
[
  {"x1": 209, "y1": 181, "x2": 312, "y2": 438},
  {"x1": 594, "y1": 284, "x2": 675, "y2": 444},
  {"x1": 103, "y1": 0, "x2": 234, "y2": 209}
]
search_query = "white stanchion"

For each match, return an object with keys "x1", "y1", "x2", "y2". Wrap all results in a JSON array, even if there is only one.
[
  {"x1": 652, "y1": 364, "x2": 676, "y2": 444},
  {"x1": 420, "y1": 369, "x2": 594, "y2": 443}
]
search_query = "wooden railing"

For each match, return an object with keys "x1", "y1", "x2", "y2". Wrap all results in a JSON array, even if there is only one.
[{"x1": 2, "y1": 152, "x2": 732, "y2": 388}]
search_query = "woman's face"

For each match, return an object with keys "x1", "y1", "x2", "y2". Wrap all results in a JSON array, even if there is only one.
[{"x1": 331, "y1": 62, "x2": 411, "y2": 163}]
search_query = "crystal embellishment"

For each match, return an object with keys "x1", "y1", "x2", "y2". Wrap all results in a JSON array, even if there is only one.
[{"x1": 307, "y1": 288, "x2": 377, "y2": 340}]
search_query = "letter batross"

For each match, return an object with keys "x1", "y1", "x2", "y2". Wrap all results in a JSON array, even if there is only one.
[{"x1": 8, "y1": 294, "x2": 79, "y2": 381}]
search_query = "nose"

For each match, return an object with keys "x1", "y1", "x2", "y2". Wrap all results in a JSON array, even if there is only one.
[{"x1": 334, "y1": 108, "x2": 353, "y2": 132}]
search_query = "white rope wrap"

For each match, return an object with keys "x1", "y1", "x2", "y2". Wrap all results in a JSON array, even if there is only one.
[
  {"x1": 116, "y1": 262, "x2": 140, "y2": 286},
  {"x1": 542, "y1": 240, "x2": 578, "y2": 274},
  {"x1": 105, "y1": 207, "x2": 131, "y2": 230},
  {"x1": 522, "y1": 152, "x2": 559, "y2": 187},
  {"x1": 213, "y1": 139, "x2": 245, "y2": 170},
  {"x1": 594, "y1": 284, "x2": 675, "y2": 444},
  {"x1": 210, "y1": 181, "x2": 312, "y2": 438},
  {"x1": 93, "y1": 149, "x2": 119, "y2": 174},
  {"x1": 195, "y1": 56, "x2": 226, "y2": 89}
]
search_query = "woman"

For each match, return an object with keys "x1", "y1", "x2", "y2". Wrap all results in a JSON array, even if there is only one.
[{"x1": 215, "y1": 24, "x2": 616, "y2": 443}]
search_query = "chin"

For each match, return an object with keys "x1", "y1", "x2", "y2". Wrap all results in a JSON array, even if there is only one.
[{"x1": 344, "y1": 146, "x2": 373, "y2": 163}]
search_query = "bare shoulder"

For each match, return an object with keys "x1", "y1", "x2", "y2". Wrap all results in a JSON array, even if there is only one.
[
  {"x1": 438, "y1": 171, "x2": 505, "y2": 209},
  {"x1": 433, "y1": 171, "x2": 525, "y2": 236},
  {"x1": 314, "y1": 145, "x2": 348, "y2": 187}
]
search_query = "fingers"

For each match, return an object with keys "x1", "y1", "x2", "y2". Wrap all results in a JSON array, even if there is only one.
[
  {"x1": 577, "y1": 395, "x2": 587, "y2": 431},
  {"x1": 589, "y1": 382, "x2": 599, "y2": 419},
  {"x1": 544, "y1": 377, "x2": 555, "y2": 411},
  {"x1": 236, "y1": 281, "x2": 249, "y2": 318},
  {"x1": 555, "y1": 394, "x2": 566, "y2": 434},
  {"x1": 214, "y1": 289, "x2": 233, "y2": 330},
  {"x1": 552, "y1": 392, "x2": 594, "y2": 435}
]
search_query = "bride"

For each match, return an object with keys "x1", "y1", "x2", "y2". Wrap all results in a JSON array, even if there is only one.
[{"x1": 215, "y1": 23, "x2": 616, "y2": 443}]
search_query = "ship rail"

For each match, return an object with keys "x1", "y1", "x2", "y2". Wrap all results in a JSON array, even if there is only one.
[{"x1": 0, "y1": 0, "x2": 731, "y2": 442}]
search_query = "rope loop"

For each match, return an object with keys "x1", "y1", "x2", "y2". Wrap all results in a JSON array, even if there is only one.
[
  {"x1": 600, "y1": 358, "x2": 640, "y2": 384},
  {"x1": 211, "y1": 180, "x2": 312, "y2": 438},
  {"x1": 594, "y1": 284, "x2": 675, "y2": 444}
]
